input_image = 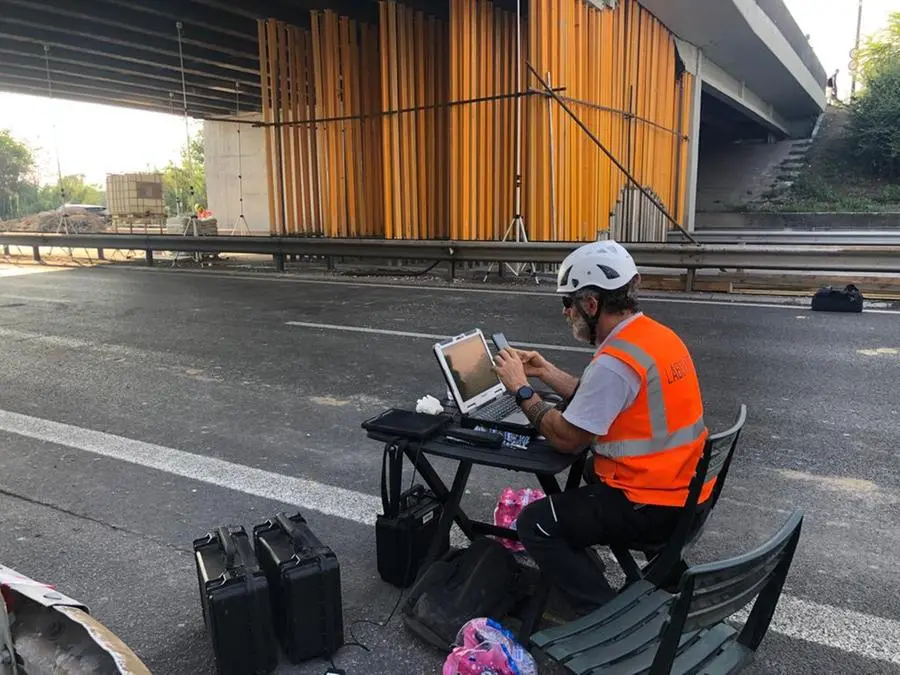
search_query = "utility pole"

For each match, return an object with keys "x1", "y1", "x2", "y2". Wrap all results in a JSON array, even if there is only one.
[{"x1": 851, "y1": 0, "x2": 863, "y2": 97}]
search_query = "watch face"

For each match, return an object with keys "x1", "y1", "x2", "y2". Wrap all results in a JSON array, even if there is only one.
[{"x1": 517, "y1": 386, "x2": 534, "y2": 401}]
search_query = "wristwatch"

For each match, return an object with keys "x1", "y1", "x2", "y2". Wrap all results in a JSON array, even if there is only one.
[{"x1": 514, "y1": 385, "x2": 535, "y2": 405}]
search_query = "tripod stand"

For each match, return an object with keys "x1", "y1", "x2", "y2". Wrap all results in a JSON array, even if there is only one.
[
  {"x1": 483, "y1": 0, "x2": 537, "y2": 283},
  {"x1": 229, "y1": 83, "x2": 251, "y2": 236},
  {"x1": 42, "y1": 44, "x2": 90, "y2": 262},
  {"x1": 483, "y1": 201, "x2": 538, "y2": 281}
]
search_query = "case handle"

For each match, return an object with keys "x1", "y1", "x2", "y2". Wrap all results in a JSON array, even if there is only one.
[
  {"x1": 274, "y1": 512, "x2": 307, "y2": 547},
  {"x1": 215, "y1": 526, "x2": 237, "y2": 569}
]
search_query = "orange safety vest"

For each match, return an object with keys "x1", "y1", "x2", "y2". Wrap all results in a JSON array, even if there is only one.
[{"x1": 591, "y1": 314, "x2": 710, "y2": 507}]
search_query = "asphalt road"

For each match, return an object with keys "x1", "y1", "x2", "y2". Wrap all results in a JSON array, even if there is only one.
[{"x1": 0, "y1": 261, "x2": 898, "y2": 675}]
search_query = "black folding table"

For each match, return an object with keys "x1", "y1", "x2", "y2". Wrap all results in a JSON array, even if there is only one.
[{"x1": 367, "y1": 421, "x2": 589, "y2": 639}]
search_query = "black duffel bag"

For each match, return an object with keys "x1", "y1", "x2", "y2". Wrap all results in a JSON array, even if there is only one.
[
  {"x1": 401, "y1": 537, "x2": 522, "y2": 651},
  {"x1": 811, "y1": 284, "x2": 864, "y2": 313}
]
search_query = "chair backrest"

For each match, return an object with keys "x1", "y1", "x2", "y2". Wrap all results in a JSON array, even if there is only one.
[
  {"x1": 650, "y1": 508, "x2": 805, "y2": 675},
  {"x1": 642, "y1": 405, "x2": 746, "y2": 585},
  {"x1": 705, "y1": 403, "x2": 747, "y2": 510},
  {"x1": 683, "y1": 404, "x2": 747, "y2": 552}
]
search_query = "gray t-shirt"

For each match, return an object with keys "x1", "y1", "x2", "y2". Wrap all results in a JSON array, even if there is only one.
[{"x1": 562, "y1": 314, "x2": 643, "y2": 436}]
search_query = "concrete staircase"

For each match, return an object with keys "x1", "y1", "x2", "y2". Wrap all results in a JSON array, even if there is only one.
[
  {"x1": 757, "y1": 137, "x2": 815, "y2": 202},
  {"x1": 695, "y1": 114, "x2": 823, "y2": 213},
  {"x1": 695, "y1": 138, "x2": 803, "y2": 212}
]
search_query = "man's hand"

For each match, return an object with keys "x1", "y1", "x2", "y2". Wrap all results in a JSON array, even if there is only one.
[
  {"x1": 493, "y1": 349, "x2": 529, "y2": 393},
  {"x1": 513, "y1": 348, "x2": 549, "y2": 378}
]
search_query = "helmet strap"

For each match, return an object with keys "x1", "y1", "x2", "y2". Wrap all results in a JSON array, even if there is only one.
[{"x1": 574, "y1": 298, "x2": 601, "y2": 346}]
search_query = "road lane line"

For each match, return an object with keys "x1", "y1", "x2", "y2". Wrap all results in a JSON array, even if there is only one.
[
  {"x1": 0, "y1": 408, "x2": 380, "y2": 527},
  {"x1": 1, "y1": 406, "x2": 899, "y2": 665},
  {"x1": 734, "y1": 594, "x2": 900, "y2": 665},
  {"x1": 285, "y1": 320, "x2": 595, "y2": 353}
]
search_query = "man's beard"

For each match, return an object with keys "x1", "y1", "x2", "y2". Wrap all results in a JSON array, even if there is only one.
[{"x1": 568, "y1": 313, "x2": 591, "y2": 343}]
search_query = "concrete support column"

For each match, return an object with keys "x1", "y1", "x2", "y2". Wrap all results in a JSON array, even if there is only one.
[{"x1": 683, "y1": 50, "x2": 704, "y2": 233}]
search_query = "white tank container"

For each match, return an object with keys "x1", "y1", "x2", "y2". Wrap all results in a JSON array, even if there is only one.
[{"x1": 106, "y1": 173, "x2": 165, "y2": 216}]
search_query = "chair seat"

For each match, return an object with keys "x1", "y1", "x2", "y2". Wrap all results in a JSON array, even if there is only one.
[{"x1": 531, "y1": 581, "x2": 745, "y2": 674}]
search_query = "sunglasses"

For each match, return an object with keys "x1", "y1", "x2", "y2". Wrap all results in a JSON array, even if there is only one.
[{"x1": 562, "y1": 295, "x2": 576, "y2": 309}]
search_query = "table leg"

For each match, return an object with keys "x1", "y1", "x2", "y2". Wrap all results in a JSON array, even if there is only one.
[
  {"x1": 536, "y1": 474, "x2": 562, "y2": 496},
  {"x1": 420, "y1": 460, "x2": 473, "y2": 571},
  {"x1": 566, "y1": 453, "x2": 588, "y2": 491},
  {"x1": 611, "y1": 546, "x2": 644, "y2": 584},
  {"x1": 517, "y1": 577, "x2": 552, "y2": 643}
]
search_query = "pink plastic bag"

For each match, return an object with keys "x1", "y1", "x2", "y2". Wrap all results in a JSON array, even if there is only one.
[
  {"x1": 493, "y1": 487, "x2": 545, "y2": 552},
  {"x1": 442, "y1": 618, "x2": 538, "y2": 675}
]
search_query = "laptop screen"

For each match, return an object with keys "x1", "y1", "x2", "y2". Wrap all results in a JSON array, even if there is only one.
[{"x1": 440, "y1": 333, "x2": 502, "y2": 404}]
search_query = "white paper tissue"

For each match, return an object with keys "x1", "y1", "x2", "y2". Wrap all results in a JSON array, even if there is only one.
[{"x1": 415, "y1": 394, "x2": 444, "y2": 415}]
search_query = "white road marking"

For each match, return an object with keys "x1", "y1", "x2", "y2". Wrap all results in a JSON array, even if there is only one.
[
  {"x1": 126, "y1": 267, "x2": 900, "y2": 315},
  {"x1": 733, "y1": 594, "x2": 900, "y2": 666},
  {"x1": 285, "y1": 320, "x2": 595, "y2": 353},
  {"x1": 0, "y1": 408, "x2": 380, "y2": 526},
  {"x1": 1, "y1": 406, "x2": 899, "y2": 665}
]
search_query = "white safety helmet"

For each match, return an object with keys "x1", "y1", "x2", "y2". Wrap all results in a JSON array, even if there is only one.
[{"x1": 556, "y1": 240, "x2": 638, "y2": 294}]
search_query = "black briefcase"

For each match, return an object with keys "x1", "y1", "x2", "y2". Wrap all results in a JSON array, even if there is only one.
[
  {"x1": 377, "y1": 484, "x2": 448, "y2": 588},
  {"x1": 253, "y1": 512, "x2": 344, "y2": 663},
  {"x1": 193, "y1": 526, "x2": 278, "y2": 675},
  {"x1": 811, "y1": 284, "x2": 864, "y2": 312},
  {"x1": 376, "y1": 441, "x2": 449, "y2": 588}
]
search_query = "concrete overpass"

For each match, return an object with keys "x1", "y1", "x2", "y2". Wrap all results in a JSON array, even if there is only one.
[{"x1": 0, "y1": 0, "x2": 826, "y2": 236}]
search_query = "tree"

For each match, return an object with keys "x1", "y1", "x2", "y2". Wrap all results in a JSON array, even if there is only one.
[
  {"x1": 160, "y1": 131, "x2": 206, "y2": 215},
  {"x1": 858, "y1": 11, "x2": 900, "y2": 83},
  {"x1": 0, "y1": 130, "x2": 36, "y2": 219},
  {"x1": 848, "y1": 12, "x2": 900, "y2": 179},
  {"x1": 55, "y1": 174, "x2": 105, "y2": 206}
]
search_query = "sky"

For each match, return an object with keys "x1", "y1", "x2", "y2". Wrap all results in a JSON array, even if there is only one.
[
  {"x1": 786, "y1": 0, "x2": 896, "y2": 96},
  {"x1": 0, "y1": 0, "x2": 896, "y2": 189}
]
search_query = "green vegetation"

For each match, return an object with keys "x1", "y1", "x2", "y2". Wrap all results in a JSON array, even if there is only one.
[
  {"x1": 848, "y1": 12, "x2": 900, "y2": 180},
  {"x1": 160, "y1": 132, "x2": 207, "y2": 215},
  {"x1": 0, "y1": 128, "x2": 205, "y2": 222},
  {"x1": 752, "y1": 12, "x2": 900, "y2": 213}
]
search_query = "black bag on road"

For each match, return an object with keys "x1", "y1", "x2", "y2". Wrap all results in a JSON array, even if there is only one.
[
  {"x1": 811, "y1": 284, "x2": 864, "y2": 312},
  {"x1": 401, "y1": 537, "x2": 521, "y2": 651}
]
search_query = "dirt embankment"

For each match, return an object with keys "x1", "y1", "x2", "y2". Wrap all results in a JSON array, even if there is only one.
[{"x1": 1, "y1": 208, "x2": 110, "y2": 233}]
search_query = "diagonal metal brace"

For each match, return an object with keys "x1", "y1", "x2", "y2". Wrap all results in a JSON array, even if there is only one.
[{"x1": 526, "y1": 61, "x2": 699, "y2": 246}]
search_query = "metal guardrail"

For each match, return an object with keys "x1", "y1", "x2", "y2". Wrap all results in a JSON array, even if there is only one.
[
  {"x1": 1, "y1": 232, "x2": 900, "y2": 275},
  {"x1": 669, "y1": 230, "x2": 900, "y2": 246}
]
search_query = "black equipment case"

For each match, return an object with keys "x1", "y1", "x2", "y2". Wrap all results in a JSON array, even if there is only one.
[
  {"x1": 377, "y1": 484, "x2": 447, "y2": 587},
  {"x1": 253, "y1": 512, "x2": 344, "y2": 663},
  {"x1": 193, "y1": 525, "x2": 278, "y2": 675},
  {"x1": 376, "y1": 440, "x2": 449, "y2": 588}
]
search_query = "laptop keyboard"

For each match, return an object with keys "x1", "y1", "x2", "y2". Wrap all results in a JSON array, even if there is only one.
[{"x1": 478, "y1": 396, "x2": 519, "y2": 421}]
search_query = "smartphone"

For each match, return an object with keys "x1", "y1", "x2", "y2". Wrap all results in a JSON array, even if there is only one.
[{"x1": 491, "y1": 332, "x2": 511, "y2": 352}]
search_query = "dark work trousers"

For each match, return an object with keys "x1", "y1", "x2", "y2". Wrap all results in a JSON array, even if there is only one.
[{"x1": 517, "y1": 470, "x2": 682, "y2": 607}]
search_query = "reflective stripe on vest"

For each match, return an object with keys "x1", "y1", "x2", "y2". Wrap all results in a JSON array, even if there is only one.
[
  {"x1": 590, "y1": 316, "x2": 710, "y2": 507},
  {"x1": 592, "y1": 338, "x2": 706, "y2": 458},
  {"x1": 594, "y1": 417, "x2": 707, "y2": 458}
]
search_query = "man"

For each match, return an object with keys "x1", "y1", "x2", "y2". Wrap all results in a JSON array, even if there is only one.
[{"x1": 492, "y1": 240, "x2": 709, "y2": 610}]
